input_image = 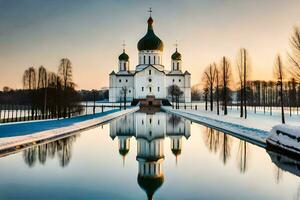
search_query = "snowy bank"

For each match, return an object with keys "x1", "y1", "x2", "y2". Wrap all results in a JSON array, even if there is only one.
[
  {"x1": 162, "y1": 107, "x2": 269, "y2": 147},
  {"x1": 0, "y1": 107, "x2": 139, "y2": 155},
  {"x1": 267, "y1": 124, "x2": 300, "y2": 156}
]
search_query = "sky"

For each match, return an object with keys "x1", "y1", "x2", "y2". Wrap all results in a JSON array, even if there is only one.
[{"x1": 0, "y1": 0, "x2": 300, "y2": 90}]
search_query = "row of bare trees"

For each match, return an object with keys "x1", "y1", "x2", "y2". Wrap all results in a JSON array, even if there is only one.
[
  {"x1": 21, "y1": 58, "x2": 82, "y2": 120},
  {"x1": 200, "y1": 27, "x2": 300, "y2": 124},
  {"x1": 202, "y1": 57, "x2": 232, "y2": 115}
]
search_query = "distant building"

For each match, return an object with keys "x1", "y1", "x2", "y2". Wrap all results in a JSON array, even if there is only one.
[{"x1": 109, "y1": 12, "x2": 191, "y2": 103}]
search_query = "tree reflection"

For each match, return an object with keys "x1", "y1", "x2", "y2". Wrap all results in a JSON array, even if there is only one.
[
  {"x1": 23, "y1": 147, "x2": 38, "y2": 167},
  {"x1": 236, "y1": 140, "x2": 250, "y2": 173},
  {"x1": 23, "y1": 135, "x2": 77, "y2": 167},
  {"x1": 203, "y1": 128, "x2": 220, "y2": 153},
  {"x1": 274, "y1": 166, "x2": 283, "y2": 184},
  {"x1": 219, "y1": 132, "x2": 231, "y2": 165},
  {"x1": 168, "y1": 114, "x2": 182, "y2": 126},
  {"x1": 203, "y1": 127, "x2": 232, "y2": 165}
]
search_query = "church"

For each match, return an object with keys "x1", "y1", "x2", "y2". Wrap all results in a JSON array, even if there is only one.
[{"x1": 109, "y1": 12, "x2": 191, "y2": 104}]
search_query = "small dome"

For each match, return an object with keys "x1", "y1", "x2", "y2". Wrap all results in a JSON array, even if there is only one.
[
  {"x1": 137, "y1": 17, "x2": 164, "y2": 51},
  {"x1": 119, "y1": 50, "x2": 129, "y2": 61},
  {"x1": 171, "y1": 149, "x2": 182, "y2": 156},
  {"x1": 171, "y1": 49, "x2": 182, "y2": 60},
  {"x1": 119, "y1": 149, "x2": 129, "y2": 156},
  {"x1": 138, "y1": 175, "x2": 164, "y2": 200}
]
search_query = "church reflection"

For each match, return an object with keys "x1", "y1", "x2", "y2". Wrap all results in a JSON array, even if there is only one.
[
  {"x1": 110, "y1": 111, "x2": 191, "y2": 200},
  {"x1": 23, "y1": 135, "x2": 77, "y2": 168}
]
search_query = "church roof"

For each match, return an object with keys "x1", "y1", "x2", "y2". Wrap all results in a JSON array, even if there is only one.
[
  {"x1": 118, "y1": 50, "x2": 129, "y2": 61},
  {"x1": 184, "y1": 70, "x2": 191, "y2": 75},
  {"x1": 119, "y1": 149, "x2": 129, "y2": 156},
  {"x1": 109, "y1": 71, "x2": 116, "y2": 75},
  {"x1": 138, "y1": 174, "x2": 164, "y2": 200},
  {"x1": 167, "y1": 70, "x2": 184, "y2": 75},
  {"x1": 171, "y1": 149, "x2": 182, "y2": 156},
  {"x1": 171, "y1": 49, "x2": 182, "y2": 60},
  {"x1": 137, "y1": 17, "x2": 164, "y2": 51}
]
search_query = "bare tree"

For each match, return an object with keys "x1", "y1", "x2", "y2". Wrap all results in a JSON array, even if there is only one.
[
  {"x1": 38, "y1": 66, "x2": 48, "y2": 116},
  {"x1": 120, "y1": 86, "x2": 128, "y2": 109},
  {"x1": 215, "y1": 64, "x2": 220, "y2": 115},
  {"x1": 203, "y1": 64, "x2": 216, "y2": 111},
  {"x1": 23, "y1": 67, "x2": 37, "y2": 119},
  {"x1": 23, "y1": 67, "x2": 37, "y2": 90},
  {"x1": 58, "y1": 58, "x2": 73, "y2": 117},
  {"x1": 237, "y1": 48, "x2": 251, "y2": 119},
  {"x1": 221, "y1": 57, "x2": 232, "y2": 115},
  {"x1": 168, "y1": 85, "x2": 183, "y2": 109},
  {"x1": 288, "y1": 27, "x2": 300, "y2": 81},
  {"x1": 274, "y1": 55, "x2": 285, "y2": 124}
]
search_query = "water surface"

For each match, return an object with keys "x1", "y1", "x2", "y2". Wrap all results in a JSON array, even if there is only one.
[{"x1": 0, "y1": 111, "x2": 299, "y2": 200}]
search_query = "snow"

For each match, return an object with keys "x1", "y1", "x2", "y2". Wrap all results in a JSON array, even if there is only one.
[
  {"x1": 162, "y1": 107, "x2": 271, "y2": 147},
  {"x1": 267, "y1": 124, "x2": 300, "y2": 154},
  {"x1": 162, "y1": 105, "x2": 300, "y2": 148},
  {"x1": 0, "y1": 107, "x2": 139, "y2": 153}
]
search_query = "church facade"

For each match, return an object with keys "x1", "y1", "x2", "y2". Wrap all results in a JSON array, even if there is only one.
[{"x1": 109, "y1": 14, "x2": 191, "y2": 103}]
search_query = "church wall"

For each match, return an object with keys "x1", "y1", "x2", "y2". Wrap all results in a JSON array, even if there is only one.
[
  {"x1": 134, "y1": 66, "x2": 166, "y2": 99},
  {"x1": 184, "y1": 74, "x2": 191, "y2": 102},
  {"x1": 134, "y1": 112, "x2": 166, "y2": 140},
  {"x1": 109, "y1": 75, "x2": 116, "y2": 102},
  {"x1": 138, "y1": 50, "x2": 162, "y2": 65},
  {"x1": 109, "y1": 75, "x2": 134, "y2": 102},
  {"x1": 165, "y1": 75, "x2": 186, "y2": 102}
]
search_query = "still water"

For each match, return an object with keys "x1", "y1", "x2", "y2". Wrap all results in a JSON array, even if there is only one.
[{"x1": 0, "y1": 111, "x2": 299, "y2": 200}]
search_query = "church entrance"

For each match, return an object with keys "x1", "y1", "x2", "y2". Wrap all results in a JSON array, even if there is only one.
[{"x1": 139, "y1": 95, "x2": 160, "y2": 107}]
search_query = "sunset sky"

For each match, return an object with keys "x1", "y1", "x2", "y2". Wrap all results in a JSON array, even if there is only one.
[{"x1": 0, "y1": 0, "x2": 300, "y2": 90}]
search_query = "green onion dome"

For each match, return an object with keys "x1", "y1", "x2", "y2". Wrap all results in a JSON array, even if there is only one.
[
  {"x1": 171, "y1": 149, "x2": 182, "y2": 156},
  {"x1": 171, "y1": 49, "x2": 182, "y2": 60},
  {"x1": 137, "y1": 17, "x2": 164, "y2": 51},
  {"x1": 138, "y1": 175, "x2": 164, "y2": 200},
  {"x1": 119, "y1": 149, "x2": 129, "y2": 156},
  {"x1": 118, "y1": 50, "x2": 129, "y2": 61}
]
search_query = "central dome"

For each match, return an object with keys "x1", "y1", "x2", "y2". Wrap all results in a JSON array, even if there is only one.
[{"x1": 137, "y1": 17, "x2": 164, "y2": 51}]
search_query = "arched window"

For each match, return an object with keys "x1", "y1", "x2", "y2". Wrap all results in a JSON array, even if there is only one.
[
  {"x1": 148, "y1": 56, "x2": 151, "y2": 64},
  {"x1": 123, "y1": 62, "x2": 126, "y2": 70},
  {"x1": 154, "y1": 56, "x2": 156, "y2": 64},
  {"x1": 149, "y1": 87, "x2": 152, "y2": 92},
  {"x1": 143, "y1": 55, "x2": 146, "y2": 64},
  {"x1": 173, "y1": 62, "x2": 175, "y2": 70},
  {"x1": 177, "y1": 62, "x2": 179, "y2": 70}
]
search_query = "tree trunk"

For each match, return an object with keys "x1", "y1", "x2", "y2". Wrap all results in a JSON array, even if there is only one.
[
  {"x1": 210, "y1": 85, "x2": 213, "y2": 111},
  {"x1": 216, "y1": 84, "x2": 220, "y2": 115},
  {"x1": 240, "y1": 86, "x2": 243, "y2": 118},
  {"x1": 280, "y1": 81, "x2": 285, "y2": 124},
  {"x1": 205, "y1": 92, "x2": 208, "y2": 111},
  {"x1": 243, "y1": 49, "x2": 247, "y2": 119},
  {"x1": 223, "y1": 57, "x2": 228, "y2": 115}
]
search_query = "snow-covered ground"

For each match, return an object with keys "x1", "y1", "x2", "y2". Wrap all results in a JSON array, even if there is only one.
[
  {"x1": 267, "y1": 124, "x2": 300, "y2": 155},
  {"x1": 0, "y1": 107, "x2": 139, "y2": 153},
  {"x1": 162, "y1": 106, "x2": 300, "y2": 147}
]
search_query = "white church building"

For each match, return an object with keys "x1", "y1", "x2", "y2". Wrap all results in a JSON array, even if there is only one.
[{"x1": 109, "y1": 13, "x2": 191, "y2": 104}]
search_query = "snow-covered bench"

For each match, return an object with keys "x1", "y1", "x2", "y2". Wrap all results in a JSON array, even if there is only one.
[{"x1": 267, "y1": 125, "x2": 300, "y2": 156}]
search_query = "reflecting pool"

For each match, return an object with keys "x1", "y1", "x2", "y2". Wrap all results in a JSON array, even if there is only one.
[{"x1": 0, "y1": 111, "x2": 299, "y2": 200}]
